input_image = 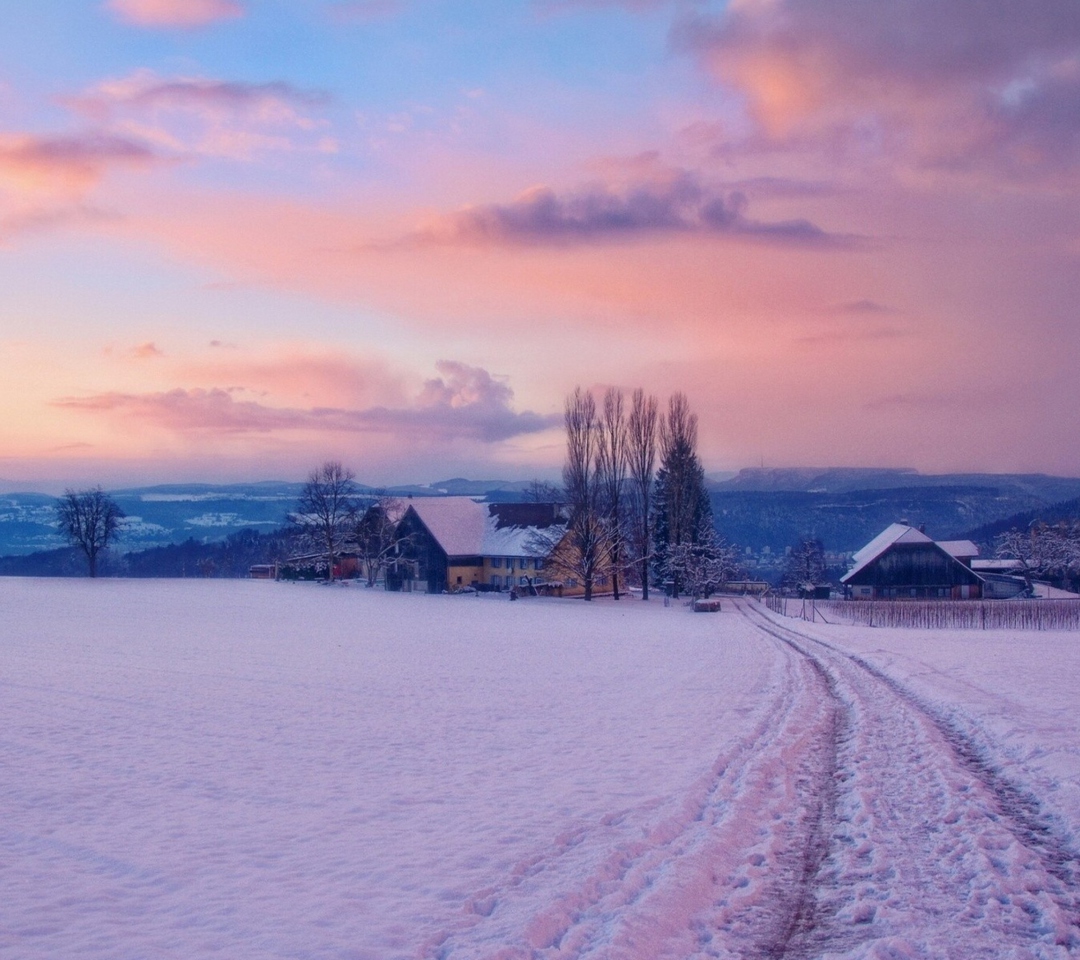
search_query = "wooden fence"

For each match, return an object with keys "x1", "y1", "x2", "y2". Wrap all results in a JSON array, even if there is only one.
[{"x1": 808, "y1": 599, "x2": 1080, "y2": 631}]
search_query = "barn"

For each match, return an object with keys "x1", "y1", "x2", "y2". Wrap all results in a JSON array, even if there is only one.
[
  {"x1": 842, "y1": 523, "x2": 984, "y2": 600},
  {"x1": 389, "y1": 498, "x2": 565, "y2": 594}
]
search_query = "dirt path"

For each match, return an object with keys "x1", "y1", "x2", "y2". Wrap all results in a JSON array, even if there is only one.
[
  {"x1": 738, "y1": 600, "x2": 1080, "y2": 959},
  {"x1": 429, "y1": 601, "x2": 1080, "y2": 959}
]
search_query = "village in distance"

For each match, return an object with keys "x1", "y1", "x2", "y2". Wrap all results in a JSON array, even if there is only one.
[{"x1": 5, "y1": 389, "x2": 1080, "y2": 611}]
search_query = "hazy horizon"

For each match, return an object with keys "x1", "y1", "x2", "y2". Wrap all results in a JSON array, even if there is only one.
[{"x1": 6, "y1": 463, "x2": 1080, "y2": 499}]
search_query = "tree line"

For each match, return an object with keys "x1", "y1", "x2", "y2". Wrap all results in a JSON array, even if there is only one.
[{"x1": 545, "y1": 387, "x2": 740, "y2": 601}]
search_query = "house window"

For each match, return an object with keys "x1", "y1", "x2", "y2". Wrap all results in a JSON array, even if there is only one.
[
  {"x1": 456, "y1": 576, "x2": 462, "y2": 585},
  {"x1": 568, "y1": 578, "x2": 578, "y2": 588},
  {"x1": 533, "y1": 558, "x2": 543, "y2": 570},
  {"x1": 491, "y1": 575, "x2": 501, "y2": 588},
  {"x1": 492, "y1": 557, "x2": 502, "y2": 568},
  {"x1": 506, "y1": 558, "x2": 514, "y2": 571}
]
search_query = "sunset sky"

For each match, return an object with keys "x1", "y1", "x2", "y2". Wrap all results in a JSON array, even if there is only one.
[{"x1": 2, "y1": 0, "x2": 1078, "y2": 488}]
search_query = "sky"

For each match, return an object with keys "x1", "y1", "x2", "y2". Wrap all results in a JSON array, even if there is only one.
[{"x1": 1, "y1": 0, "x2": 1078, "y2": 488}]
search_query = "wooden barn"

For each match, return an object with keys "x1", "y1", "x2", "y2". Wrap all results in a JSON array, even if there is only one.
[{"x1": 842, "y1": 523, "x2": 984, "y2": 600}]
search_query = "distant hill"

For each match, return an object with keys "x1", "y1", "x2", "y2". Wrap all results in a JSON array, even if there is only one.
[
  {"x1": 710, "y1": 470, "x2": 1080, "y2": 554},
  {"x1": 399, "y1": 478, "x2": 538, "y2": 498},
  {"x1": 961, "y1": 496, "x2": 1080, "y2": 548},
  {"x1": 0, "y1": 483, "x2": 308, "y2": 556},
  {"x1": 0, "y1": 478, "x2": 542, "y2": 557},
  {"x1": 5, "y1": 470, "x2": 1080, "y2": 565},
  {"x1": 714, "y1": 467, "x2": 1080, "y2": 502}
]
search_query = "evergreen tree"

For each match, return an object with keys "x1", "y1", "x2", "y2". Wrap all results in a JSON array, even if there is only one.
[{"x1": 651, "y1": 393, "x2": 712, "y2": 598}]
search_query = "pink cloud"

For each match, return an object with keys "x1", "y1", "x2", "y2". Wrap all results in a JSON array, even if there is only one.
[
  {"x1": 681, "y1": 0, "x2": 1080, "y2": 181},
  {"x1": 0, "y1": 204, "x2": 115, "y2": 242},
  {"x1": 105, "y1": 0, "x2": 244, "y2": 28},
  {"x1": 178, "y1": 349, "x2": 411, "y2": 410},
  {"x1": 0, "y1": 132, "x2": 159, "y2": 193},
  {"x1": 93, "y1": 180, "x2": 882, "y2": 345},
  {"x1": 74, "y1": 73, "x2": 329, "y2": 119},
  {"x1": 409, "y1": 170, "x2": 844, "y2": 247},
  {"x1": 53, "y1": 362, "x2": 558, "y2": 444},
  {"x1": 69, "y1": 71, "x2": 332, "y2": 160}
]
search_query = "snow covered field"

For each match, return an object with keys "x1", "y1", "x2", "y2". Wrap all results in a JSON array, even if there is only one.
[{"x1": 1, "y1": 579, "x2": 1077, "y2": 959}]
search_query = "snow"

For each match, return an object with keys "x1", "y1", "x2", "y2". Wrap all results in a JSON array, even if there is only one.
[
  {"x1": 404, "y1": 497, "x2": 490, "y2": 557},
  {"x1": 937, "y1": 539, "x2": 979, "y2": 559},
  {"x1": 842, "y1": 523, "x2": 935, "y2": 583},
  {"x1": 2, "y1": 580, "x2": 1078, "y2": 958},
  {"x1": 793, "y1": 615, "x2": 1080, "y2": 847},
  {"x1": 403, "y1": 496, "x2": 555, "y2": 559}
]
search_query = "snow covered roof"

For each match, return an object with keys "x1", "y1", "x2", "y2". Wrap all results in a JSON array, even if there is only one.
[
  {"x1": 938, "y1": 540, "x2": 979, "y2": 560},
  {"x1": 1032, "y1": 582, "x2": 1080, "y2": 599},
  {"x1": 404, "y1": 497, "x2": 561, "y2": 558},
  {"x1": 849, "y1": 523, "x2": 930, "y2": 562},
  {"x1": 971, "y1": 558, "x2": 1023, "y2": 571},
  {"x1": 405, "y1": 497, "x2": 489, "y2": 556},
  {"x1": 481, "y1": 522, "x2": 548, "y2": 558},
  {"x1": 842, "y1": 523, "x2": 934, "y2": 584}
]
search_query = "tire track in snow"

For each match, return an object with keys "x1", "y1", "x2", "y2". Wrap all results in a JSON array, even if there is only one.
[
  {"x1": 753, "y1": 606, "x2": 1080, "y2": 911},
  {"x1": 739, "y1": 600, "x2": 1080, "y2": 959},
  {"x1": 847, "y1": 652, "x2": 1080, "y2": 901},
  {"x1": 421, "y1": 627, "x2": 842, "y2": 959}
]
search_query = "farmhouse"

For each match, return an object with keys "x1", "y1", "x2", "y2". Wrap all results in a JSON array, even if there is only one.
[
  {"x1": 842, "y1": 523, "x2": 984, "y2": 600},
  {"x1": 389, "y1": 498, "x2": 566, "y2": 594}
]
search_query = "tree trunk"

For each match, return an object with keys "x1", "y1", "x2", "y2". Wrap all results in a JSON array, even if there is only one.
[
  {"x1": 584, "y1": 576, "x2": 593, "y2": 601},
  {"x1": 640, "y1": 555, "x2": 649, "y2": 600}
]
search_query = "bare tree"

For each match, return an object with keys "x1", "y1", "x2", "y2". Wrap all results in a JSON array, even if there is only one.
[
  {"x1": 997, "y1": 521, "x2": 1080, "y2": 591},
  {"x1": 782, "y1": 537, "x2": 827, "y2": 594},
  {"x1": 354, "y1": 495, "x2": 409, "y2": 587},
  {"x1": 289, "y1": 461, "x2": 360, "y2": 582},
  {"x1": 56, "y1": 487, "x2": 125, "y2": 577},
  {"x1": 556, "y1": 387, "x2": 604, "y2": 601},
  {"x1": 627, "y1": 388, "x2": 658, "y2": 599},
  {"x1": 668, "y1": 529, "x2": 741, "y2": 599},
  {"x1": 524, "y1": 478, "x2": 563, "y2": 503},
  {"x1": 596, "y1": 387, "x2": 628, "y2": 599}
]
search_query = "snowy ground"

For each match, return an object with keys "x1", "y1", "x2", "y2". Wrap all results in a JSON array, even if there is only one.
[{"x1": 1, "y1": 579, "x2": 1077, "y2": 959}]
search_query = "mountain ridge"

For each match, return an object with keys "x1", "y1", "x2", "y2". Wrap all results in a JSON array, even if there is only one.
[{"x1": 3, "y1": 470, "x2": 1079, "y2": 559}]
